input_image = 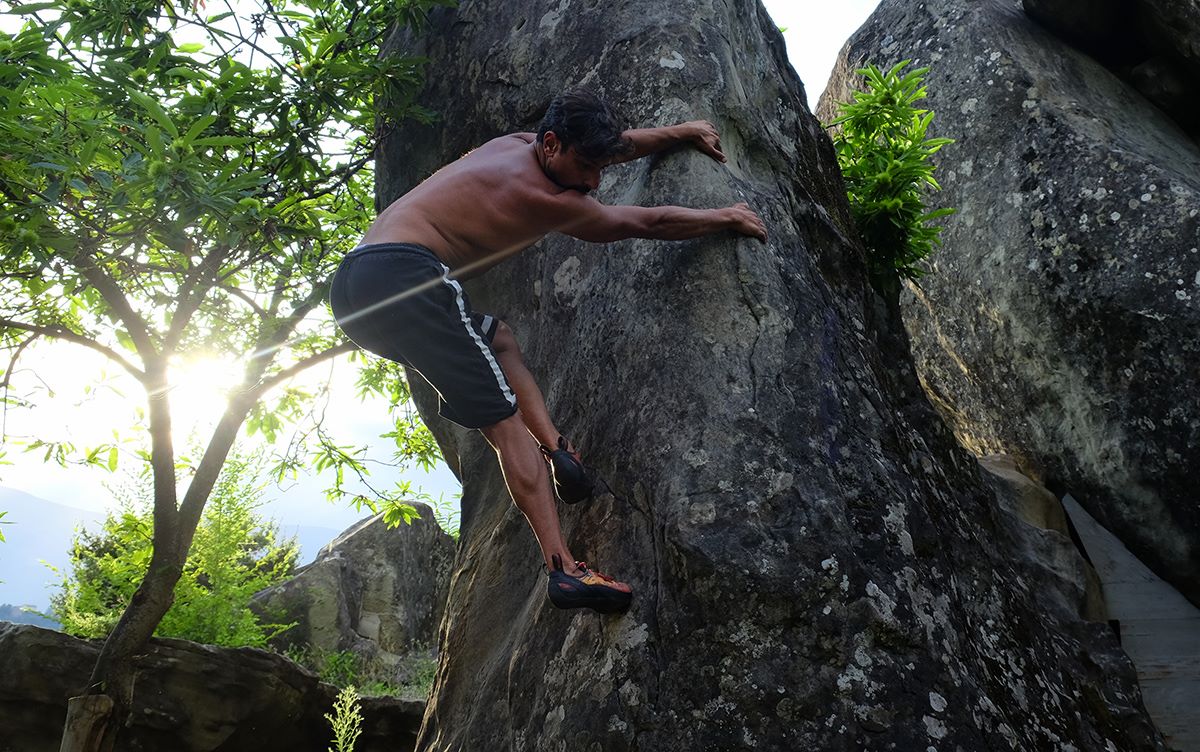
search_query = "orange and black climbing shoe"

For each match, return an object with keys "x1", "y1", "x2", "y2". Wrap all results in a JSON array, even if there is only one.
[
  {"x1": 547, "y1": 554, "x2": 632, "y2": 614},
  {"x1": 540, "y1": 435, "x2": 593, "y2": 504}
]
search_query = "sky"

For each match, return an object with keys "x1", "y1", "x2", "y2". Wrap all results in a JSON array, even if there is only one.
[{"x1": 0, "y1": 1, "x2": 881, "y2": 595}]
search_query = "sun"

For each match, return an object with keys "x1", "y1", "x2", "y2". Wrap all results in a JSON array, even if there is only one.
[{"x1": 166, "y1": 354, "x2": 244, "y2": 444}]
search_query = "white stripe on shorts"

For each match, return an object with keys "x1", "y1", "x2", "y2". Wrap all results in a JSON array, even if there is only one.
[{"x1": 440, "y1": 268, "x2": 517, "y2": 407}]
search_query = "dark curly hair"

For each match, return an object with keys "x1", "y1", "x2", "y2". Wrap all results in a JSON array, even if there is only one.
[{"x1": 536, "y1": 89, "x2": 633, "y2": 162}]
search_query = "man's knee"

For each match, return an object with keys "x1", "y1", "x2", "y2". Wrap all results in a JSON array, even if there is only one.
[
  {"x1": 491, "y1": 320, "x2": 518, "y2": 354},
  {"x1": 479, "y1": 408, "x2": 526, "y2": 448}
]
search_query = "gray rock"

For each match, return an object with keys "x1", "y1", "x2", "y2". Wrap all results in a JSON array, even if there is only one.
[
  {"x1": 820, "y1": 0, "x2": 1200, "y2": 608},
  {"x1": 978, "y1": 454, "x2": 1107, "y2": 623},
  {"x1": 1019, "y1": 0, "x2": 1200, "y2": 136},
  {"x1": 376, "y1": 0, "x2": 1167, "y2": 749},
  {"x1": 1138, "y1": 0, "x2": 1200, "y2": 82},
  {"x1": 0, "y1": 623, "x2": 422, "y2": 752},
  {"x1": 1022, "y1": 0, "x2": 1128, "y2": 53},
  {"x1": 251, "y1": 507, "x2": 454, "y2": 678}
]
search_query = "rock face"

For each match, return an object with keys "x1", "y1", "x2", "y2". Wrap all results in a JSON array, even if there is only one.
[
  {"x1": 977, "y1": 455, "x2": 1106, "y2": 624},
  {"x1": 0, "y1": 623, "x2": 423, "y2": 752},
  {"x1": 378, "y1": 0, "x2": 1166, "y2": 749},
  {"x1": 251, "y1": 508, "x2": 454, "y2": 680},
  {"x1": 819, "y1": 0, "x2": 1200, "y2": 607},
  {"x1": 1022, "y1": 0, "x2": 1200, "y2": 134}
]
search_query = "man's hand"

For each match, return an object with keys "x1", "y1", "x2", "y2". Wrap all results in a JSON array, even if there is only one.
[
  {"x1": 727, "y1": 202, "x2": 767, "y2": 242},
  {"x1": 684, "y1": 120, "x2": 726, "y2": 163}
]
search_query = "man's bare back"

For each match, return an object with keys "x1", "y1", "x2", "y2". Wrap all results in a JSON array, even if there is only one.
[{"x1": 361, "y1": 133, "x2": 562, "y2": 275}]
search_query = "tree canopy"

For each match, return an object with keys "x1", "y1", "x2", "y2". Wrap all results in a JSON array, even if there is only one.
[{"x1": 0, "y1": 0, "x2": 453, "y2": 745}]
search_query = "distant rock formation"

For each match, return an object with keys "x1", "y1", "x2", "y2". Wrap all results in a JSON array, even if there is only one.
[
  {"x1": 251, "y1": 507, "x2": 454, "y2": 684},
  {"x1": 820, "y1": 0, "x2": 1200, "y2": 607},
  {"x1": 0, "y1": 623, "x2": 422, "y2": 752},
  {"x1": 376, "y1": 0, "x2": 1167, "y2": 749}
]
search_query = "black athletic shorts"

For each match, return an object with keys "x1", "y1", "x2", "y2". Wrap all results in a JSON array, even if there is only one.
[{"x1": 328, "y1": 242, "x2": 519, "y2": 429}]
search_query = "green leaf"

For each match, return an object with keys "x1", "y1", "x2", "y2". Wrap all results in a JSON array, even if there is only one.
[
  {"x1": 176, "y1": 43, "x2": 205, "y2": 53},
  {"x1": 107, "y1": 446, "x2": 118, "y2": 471},
  {"x1": 127, "y1": 89, "x2": 179, "y2": 138},
  {"x1": 10, "y1": 2, "x2": 60, "y2": 12},
  {"x1": 182, "y1": 115, "x2": 217, "y2": 144}
]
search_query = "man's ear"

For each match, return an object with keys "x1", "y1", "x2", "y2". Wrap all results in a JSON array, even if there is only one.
[{"x1": 542, "y1": 131, "x2": 560, "y2": 156}]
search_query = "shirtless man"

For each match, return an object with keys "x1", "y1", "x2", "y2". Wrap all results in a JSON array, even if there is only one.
[{"x1": 330, "y1": 89, "x2": 767, "y2": 614}]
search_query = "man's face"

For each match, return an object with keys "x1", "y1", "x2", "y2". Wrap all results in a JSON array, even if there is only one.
[{"x1": 542, "y1": 133, "x2": 606, "y2": 194}]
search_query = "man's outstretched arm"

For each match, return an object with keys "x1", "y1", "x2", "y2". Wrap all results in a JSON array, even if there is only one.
[
  {"x1": 555, "y1": 196, "x2": 767, "y2": 244},
  {"x1": 614, "y1": 120, "x2": 727, "y2": 164}
]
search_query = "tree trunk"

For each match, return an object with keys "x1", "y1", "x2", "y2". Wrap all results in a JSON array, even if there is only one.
[
  {"x1": 58, "y1": 695, "x2": 114, "y2": 752},
  {"x1": 58, "y1": 555, "x2": 182, "y2": 752}
]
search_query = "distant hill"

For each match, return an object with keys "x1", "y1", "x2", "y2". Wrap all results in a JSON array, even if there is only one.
[
  {"x1": 0, "y1": 486, "x2": 344, "y2": 611},
  {"x1": 0, "y1": 603, "x2": 60, "y2": 629},
  {"x1": 0, "y1": 487, "x2": 103, "y2": 611}
]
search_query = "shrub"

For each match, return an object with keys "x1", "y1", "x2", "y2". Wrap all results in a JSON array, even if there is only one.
[
  {"x1": 50, "y1": 452, "x2": 298, "y2": 647},
  {"x1": 827, "y1": 60, "x2": 955, "y2": 294}
]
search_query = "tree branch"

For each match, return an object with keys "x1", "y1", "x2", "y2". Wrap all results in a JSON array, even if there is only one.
[
  {"x1": 69, "y1": 254, "x2": 158, "y2": 363},
  {"x1": 164, "y1": 243, "x2": 234, "y2": 353},
  {"x1": 0, "y1": 318, "x2": 145, "y2": 381},
  {"x1": 247, "y1": 339, "x2": 357, "y2": 401}
]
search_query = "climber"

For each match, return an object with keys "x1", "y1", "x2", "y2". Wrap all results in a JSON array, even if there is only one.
[{"x1": 329, "y1": 88, "x2": 767, "y2": 614}]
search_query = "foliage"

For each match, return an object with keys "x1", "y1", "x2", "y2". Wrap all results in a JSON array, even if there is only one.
[
  {"x1": 826, "y1": 60, "x2": 955, "y2": 292},
  {"x1": 429, "y1": 492, "x2": 460, "y2": 540},
  {"x1": 0, "y1": 0, "x2": 454, "y2": 739},
  {"x1": 0, "y1": 0, "x2": 447, "y2": 507},
  {"x1": 285, "y1": 645, "x2": 436, "y2": 699},
  {"x1": 325, "y1": 684, "x2": 364, "y2": 752},
  {"x1": 51, "y1": 451, "x2": 298, "y2": 646},
  {"x1": 0, "y1": 509, "x2": 7, "y2": 542}
]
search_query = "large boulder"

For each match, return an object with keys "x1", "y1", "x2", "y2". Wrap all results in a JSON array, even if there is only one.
[
  {"x1": 819, "y1": 0, "x2": 1200, "y2": 607},
  {"x1": 376, "y1": 1, "x2": 1168, "y2": 750},
  {"x1": 1020, "y1": 0, "x2": 1200, "y2": 133},
  {"x1": 0, "y1": 623, "x2": 422, "y2": 752},
  {"x1": 251, "y1": 507, "x2": 454, "y2": 682}
]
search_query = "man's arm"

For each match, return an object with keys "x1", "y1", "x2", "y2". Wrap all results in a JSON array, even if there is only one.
[
  {"x1": 553, "y1": 195, "x2": 767, "y2": 244},
  {"x1": 614, "y1": 120, "x2": 726, "y2": 164}
]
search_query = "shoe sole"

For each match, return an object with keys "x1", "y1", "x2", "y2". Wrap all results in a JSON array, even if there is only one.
[
  {"x1": 548, "y1": 451, "x2": 593, "y2": 504},
  {"x1": 547, "y1": 576, "x2": 632, "y2": 614}
]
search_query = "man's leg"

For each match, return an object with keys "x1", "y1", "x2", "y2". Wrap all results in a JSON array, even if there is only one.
[
  {"x1": 480, "y1": 413, "x2": 631, "y2": 602},
  {"x1": 479, "y1": 413, "x2": 579, "y2": 572},
  {"x1": 489, "y1": 321, "x2": 571, "y2": 451}
]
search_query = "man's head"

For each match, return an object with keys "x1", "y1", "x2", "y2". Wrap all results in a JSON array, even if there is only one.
[{"x1": 536, "y1": 89, "x2": 632, "y2": 193}]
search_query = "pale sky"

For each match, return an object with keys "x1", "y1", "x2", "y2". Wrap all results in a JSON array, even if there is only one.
[{"x1": 0, "y1": 2, "x2": 880, "y2": 570}]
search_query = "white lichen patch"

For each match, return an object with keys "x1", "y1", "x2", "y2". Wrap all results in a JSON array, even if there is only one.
[
  {"x1": 658, "y1": 51, "x2": 685, "y2": 70},
  {"x1": 923, "y1": 714, "x2": 948, "y2": 739},
  {"x1": 960, "y1": 98, "x2": 977, "y2": 114},
  {"x1": 552, "y1": 256, "x2": 584, "y2": 305},
  {"x1": 929, "y1": 691, "x2": 947, "y2": 713},
  {"x1": 617, "y1": 622, "x2": 650, "y2": 651},
  {"x1": 883, "y1": 503, "x2": 915, "y2": 555}
]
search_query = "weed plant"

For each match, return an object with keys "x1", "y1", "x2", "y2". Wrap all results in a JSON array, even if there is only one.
[{"x1": 827, "y1": 60, "x2": 955, "y2": 295}]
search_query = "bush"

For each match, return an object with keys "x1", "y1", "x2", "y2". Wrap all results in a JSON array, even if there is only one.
[
  {"x1": 285, "y1": 645, "x2": 438, "y2": 699},
  {"x1": 51, "y1": 452, "x2": 298, "y2": 647},
  {"x1": 826, "y1": 60, "x2": 955, "y2": 294}
]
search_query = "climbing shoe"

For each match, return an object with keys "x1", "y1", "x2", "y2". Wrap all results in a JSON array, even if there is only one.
[
  {"x1": 547, "y1": 554, "x2": 632, "y2": 614},
  {"x1": 540, "y1": 435, "x2": 593, "y2": 504}
]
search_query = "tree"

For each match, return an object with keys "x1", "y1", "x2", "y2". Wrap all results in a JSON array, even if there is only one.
[
  {"x1": 0, "y1": 0, "x2": 451, "y2": 747},
  {"x1": 826, "y1": 61, "x2": 955, "y2": 298},
  {"x1": 52, "y1": 450, "x2": 298, "y2": 647}
]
